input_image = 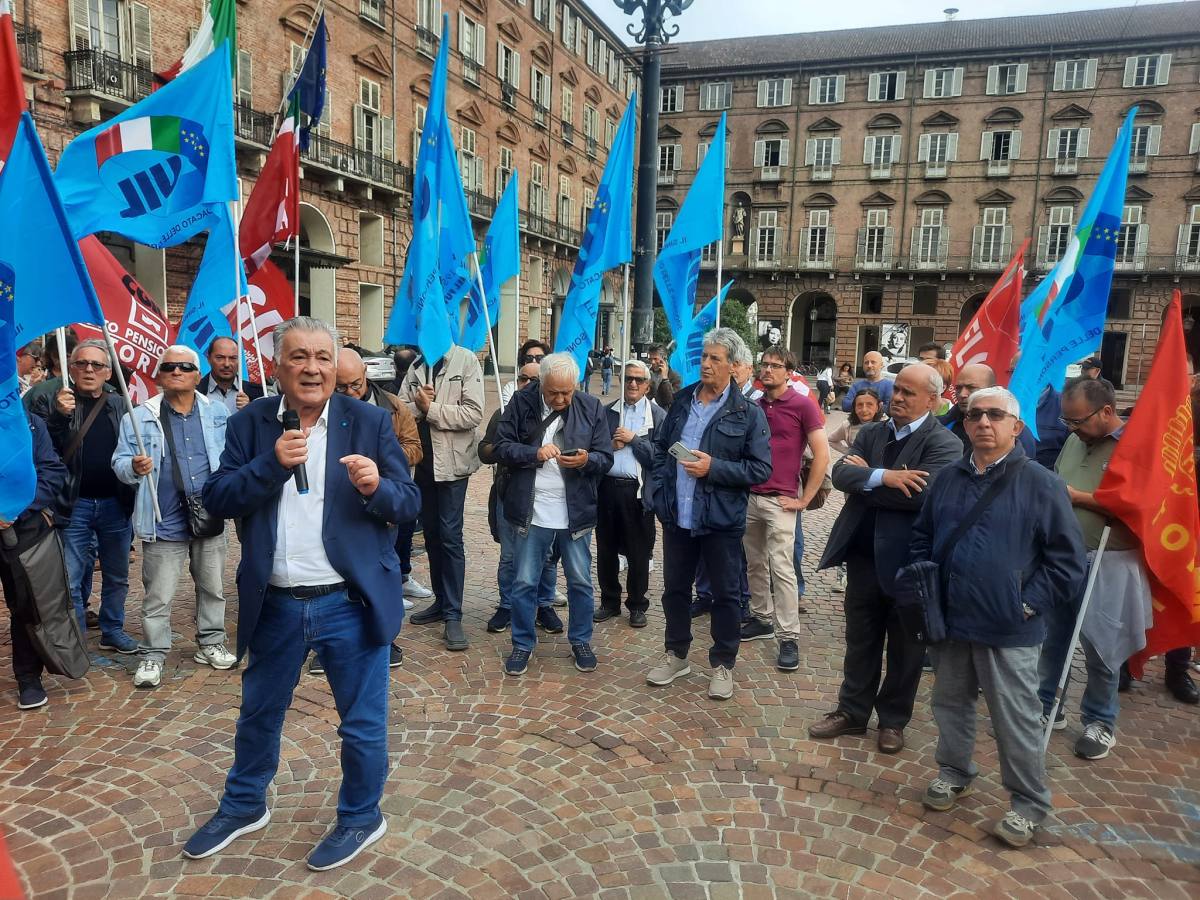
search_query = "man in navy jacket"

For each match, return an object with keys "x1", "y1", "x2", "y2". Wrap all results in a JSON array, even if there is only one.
[
  {"x1": 908, "y1": 386, "x2": 1085, "y2": 849},
  {"x1": 184, "y1": 318, "x2": 420, "y2": 872}
]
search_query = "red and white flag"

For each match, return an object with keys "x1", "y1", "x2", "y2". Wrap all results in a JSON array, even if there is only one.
[
  {"x1": 0, "y1": 0, "x2": 27, "y2": 166},
  {"x1": 239, "y1": 106, "x2": 299, "y2": 276},
  {"x1": 950, "y1": 239, "x2": 1028, "y2": 384},
  {"x1": 221, "y1": 259, "x2": 294, "y2": 383},
  {"x1": 73, "y1": 237, "x2": 171, "y2": 404}
]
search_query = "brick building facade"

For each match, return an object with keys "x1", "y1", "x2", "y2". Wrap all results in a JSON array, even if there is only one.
[
  {"x1": 658, "y1": 2, "x2": 1200, "y2": 389},
  {"x1": 16, "y1": 0, "x2": 637, "y2": 367}
]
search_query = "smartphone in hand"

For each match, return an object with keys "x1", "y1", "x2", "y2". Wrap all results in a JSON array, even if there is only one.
[{"x1": 668, "y1": 441, "x2": 700, "y2": 463}]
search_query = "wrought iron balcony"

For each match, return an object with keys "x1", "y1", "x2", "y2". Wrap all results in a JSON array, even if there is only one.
[
  {"x1": 464, "y1": 189, "x2": 496, "y2": 219},
  {"x1": 302, "y1": 133, "x2": 411, "y2": 193},
  {"x1": 64, "y1": 49, "x2": 154, "y2": 106},
  {"x1": 521, "y1": 211, "x2": 581, "y2": 247},
  {"x1": 234, "y1": 104, "x2": 275, "y2": 147},
  {"x1": 15, "y1": 24, "x2": 41, "y2": 72}
]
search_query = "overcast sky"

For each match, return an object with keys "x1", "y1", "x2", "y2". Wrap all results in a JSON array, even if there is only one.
[{"x1": 589, "y1": 0, "x2": 1179, "y2": 45}]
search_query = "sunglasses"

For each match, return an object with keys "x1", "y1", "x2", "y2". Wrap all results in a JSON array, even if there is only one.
[
  {"x1": 70, "y1": 359, "x2": 110, "y2": 371},
  {"x1": 965, "y1": 408, "x2": 1016, "y2": 423},
  {"x1": 624, "y1": 376, "x2": 647, "y2": 384},
  {"x1": 517, "y1": 374, "x2": 539, "y2": 385},
  {"x1": 522, "y1": 353, "x2": 546, "y2": 364},
  {"x1": 159, "y1": 362, "x2": 199, "y2": 374}
]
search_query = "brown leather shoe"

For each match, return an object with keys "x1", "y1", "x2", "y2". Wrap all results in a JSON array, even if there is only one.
[
  {"x1": 808, "y1": 710, "x2": 867, "y2": 740},
  {"x1": 877, "y1": 727, "x2": 905, "y2": 754}
]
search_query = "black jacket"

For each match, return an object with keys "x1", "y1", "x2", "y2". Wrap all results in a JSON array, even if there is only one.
[
  {"x1": 46, "y1": 391, "x2": 135, "y2": 516},
  {"x1": 605, "y1": 399, "x2": 665, "y2": 510},
  {"x1": 18, "y1": 414, "x2": 69, "y2": 527},
  {"x1": 494, "y1": 383, "x2": 614, "y2": 533},
  {"x1": 819, "y1": 415, "x2": 961, "y2": 594},
  {"x1": 651, "y1": 381, "x2": 773, "y2": 536}
]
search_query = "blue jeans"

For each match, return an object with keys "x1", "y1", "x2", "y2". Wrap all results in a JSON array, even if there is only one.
[
  {"x1": 511, "y1": 525, "x2": 593, "y2": 652},
  {"x1": 63, "y1": 497, "x2": 132, "y2": 640},
  {"x1": 792, "y1": 510, "x2": 807, "y2": 597},
  {"x1": 496, "y1": 498, "x2": 555, "y2": 611},
  {"x1": 1037, "y1": 599, "x2": 1119, "y2": 729},
  {"x1": 220, "y1": 587, "x2": 389, "y2": 827},
  {"x1": 601, "y1": 371, "x2": 612, "y2": 394}
]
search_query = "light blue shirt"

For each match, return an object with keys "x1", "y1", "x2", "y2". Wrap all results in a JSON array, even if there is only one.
[
  {"x1": 676, "y1": 384, "x2": 729, "y2": 530},
  {"x1": 609, "y1": 401, "x2": 646, "y2": 479},
  {"x1": 864, "y1": 412, "x2": 931, "y2": 491}
]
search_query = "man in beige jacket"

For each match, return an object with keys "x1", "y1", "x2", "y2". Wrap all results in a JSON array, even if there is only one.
[{"x1": 403, "y1": 344, "x2": 483, "y2": 650}]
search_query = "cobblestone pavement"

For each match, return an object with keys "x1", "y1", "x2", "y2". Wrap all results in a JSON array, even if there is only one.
[{"x1": 3, "y1": 401, "x2": 1199, "y2": 899}]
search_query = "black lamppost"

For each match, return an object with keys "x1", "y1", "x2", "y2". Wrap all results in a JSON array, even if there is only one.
[{"x1": 616, "y1": 0, "x2": 693, "y2": 349}]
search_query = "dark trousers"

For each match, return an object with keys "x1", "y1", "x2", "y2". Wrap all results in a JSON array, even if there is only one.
[
  {"x1": 1, "y1": 561, "x2": 43, "y2": 685},
  {"x1": 838, "y1": 549, "x2": 924, "y2": 729},
  {"x1": 660, "y1": 526, "x2": 743, "y2": 668},
  {"x1": 595, "y1": 478, "x2": 655, "y2": 614},
  {"x1": 394, "y1": 519, "x2": 414, "y2": 579},
  {"x1": 416, "y1": 474, "x2": 469, "y2": 621}
]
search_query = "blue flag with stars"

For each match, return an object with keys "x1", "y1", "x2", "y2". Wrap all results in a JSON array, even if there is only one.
[
  {"x1": 0, "y1": 259, "x2": 34, "y2": 522},
  {"x1": 1009, "y1": 108, "x2": 1135, "y2": 438},
  {"x1": 670, "y1": 280, "x2": 733, "y2": 388},
  {"x1": 554, "y1": 94, "x2": 636, "y2": 375}
]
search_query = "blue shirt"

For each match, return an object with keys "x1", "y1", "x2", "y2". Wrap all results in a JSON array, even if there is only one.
[
  {"x1": 864, "y1": 412, "x2": 930, "y2": 491},
  {"x1": 609, "y1": 401, "x2": 646, "y2": 479},
  {"x1": 156, "y1": 402, "x2": 213, "y2": 541},
  {"x1": 842, "y1": 377, "x2": 894, "y2": 413},
  {"x1": 675, "y1": 384, "x2": 729, "y2": 531}
]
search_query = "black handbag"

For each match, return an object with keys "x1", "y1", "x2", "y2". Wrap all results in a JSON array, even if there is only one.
[
  {"x1": 895, "y1": 457, "x2": 1027, "y2": 645},
  {"x1": 159, "y1": 401, "x2": 224, "y2": 539}
]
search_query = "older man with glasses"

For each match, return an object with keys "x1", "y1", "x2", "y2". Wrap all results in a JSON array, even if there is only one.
[
  {"x1": 46, "y1": 339, "x2": 138, "y2": 652},
  {"x1": 594, "y1": 359, "x2": 665, "y2": 628}
]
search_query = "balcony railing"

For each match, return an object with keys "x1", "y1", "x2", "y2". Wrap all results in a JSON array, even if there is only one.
[
  {"x1": 462, "y1": 58, "x2": 480, "y2": 85},
  {"x1": 235, "y1": 104, "x2": 275, "y2": 147},
  {"x1": 1053, "y1": 156, "x2": 1079, "y2": 175},
  {"x1": 811, "y1": 163, "x2": 833, "y2": 181},
  {"x1": 302, "y1": 133, "x2": 410, "y2": 192},
  {"x1": 656, "y1": 170, "x2": 675, "y2": 186},
  {"x1": 986, "y1": 158, "x2": 1011, "y2": 177},
  {"x1": 64, "y1": 49, "x2": 154, "y2": 105},
  {"x1": 924, "y1": 161, "x2": 948, "y2": 178},
  {"x1": 909, "y1": 227, "x2": 949, "y2": 269},
  {"x1": 360, "y1": 0, "x2": 385, "y2": 26},
  {"x1": 533, "y1": 103, "x2": 549, "y2": 128},
  {"x1": 1128, "y1": 154, "x2": 1149, "y2": 175},
  {"x1": 868, "y1": 162, "x2": 893, "y2": 179},
  {"x1": 501, "y1": 82, "x2": 517, "y2": 108},
  {"x1": 971, "y1": 225, "x2": 1013, "y2": 269},
  {"x1": 757, "y1": 166, "x2": 781, "y2": 182},
  {"x1": 416, "y1": 26, "x2": 438, "y2": 57},
  {"x1": 464, "y1": 189, "x2": 496, "y2": 219},
  {"x1": 586, "y1": 136, "x2": 598, "y2": 158},
  {"x1": 521, "y1": 211, "x2": 581, "y2": 247},
  {"x1": 15, "y1": 25, "x2": 41, "y2": 72},
  {"x1": 562, "y1": 121, "x2": 574, "y2": 145}
]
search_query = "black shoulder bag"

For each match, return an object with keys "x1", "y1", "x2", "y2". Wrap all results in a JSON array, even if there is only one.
[
  {"x1": 894, "y1": 457, "x2": 1027, "y2": 644},
  {"x1": 158, "y1": 402, "x2": 224, "y2": 539}
]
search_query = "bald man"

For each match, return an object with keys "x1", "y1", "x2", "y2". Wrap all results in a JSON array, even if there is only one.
[
  {"x1": 939, "y1": 363, "x2": 1036, "y2": 458},
  {"x1": 841, "y1": 351, "x2": 894, "y2": 413}
]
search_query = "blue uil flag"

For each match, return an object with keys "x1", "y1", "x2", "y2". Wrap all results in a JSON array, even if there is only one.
[
  {"x1": 0, "y1": 262, "x2": 36, "y2": 522},
  {"x1": 54, "y1": 44, "x2": 237, "y2": 247},
  {"x1": 671, "y1": 281, "x2": 733, "y2": 388}
]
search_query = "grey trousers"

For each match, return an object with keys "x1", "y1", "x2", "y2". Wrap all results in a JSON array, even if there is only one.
[
  {"x1": 931, "y1": 640, "x2": 1052, "y2": 823},
  {"x1": 139, "y1": 536, "x2": 228, "y2": 662}
]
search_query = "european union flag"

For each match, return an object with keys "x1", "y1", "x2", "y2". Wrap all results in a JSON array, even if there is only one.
[
  {"x1": 655, "y1": 112, "x2": 726, "y2": 337},
  {"x1": 54, "y1": 44, "x2": 237, "y2": 248},
  {"x1": 670, "y1": 280, "x2": 733, "y2": 388},
  {"x1": 0, "y1": 113, "x2": 104, "y2": 346},
  {"x1": 0, "y1": 259, "x2": 35, "y2": 522},
  {"x1": 554, "y1": 94, "x2": 636, "y2": 375},
  {"x1": 289, "y1": 14, "x2": 327, "y2": 151},
  {"x1": 460, "y1": 171, "x2": 520, "y2": 352},
  {"x1": 176, "y1": 204, "x2": 248, "y2": 375},
  {"x1": 1010, "y1": 108, "x2": 1135, "y2": 438}
]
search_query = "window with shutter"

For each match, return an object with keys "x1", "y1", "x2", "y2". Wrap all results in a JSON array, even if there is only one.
[
  {"x1": 130, "y1": 2, "x2": 152, "y2": 70},
  {"x1": 235, "y1": 50, "x2": 252, "y2": 108}
]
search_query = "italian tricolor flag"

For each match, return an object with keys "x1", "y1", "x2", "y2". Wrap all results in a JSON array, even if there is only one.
[
  {"x1": 94, "y1": 116, "x2": 187, "y2": 166},
  {"x1": 238, "y1": 98, "x2": 299, "y2": 275},
  {"x1": 157, "y1": 0, "x2": 237, "y2": 82}
]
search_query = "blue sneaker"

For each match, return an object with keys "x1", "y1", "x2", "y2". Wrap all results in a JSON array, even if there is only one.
[
  {"x1": 181, "y1": 807, "x2": 270, "y2": 859},
  {"x1": 504, "y1": 649, "x2": 531, "y2": 677},
  {"x1": 572, "y1": 643, "x2": 597, "y2": 673},
  {"x1": 306, "y1": 815, "x2": 387, "y2": 871},
  {"x1": 99, "y1": 631, "x2": 139, "y2": 654}
]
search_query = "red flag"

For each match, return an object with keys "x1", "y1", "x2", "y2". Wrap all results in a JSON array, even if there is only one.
[
  {"x1": 950, "y1": 239, "x2": 1028, "y2": 385},
  {"x1": 221, "y1": 259, "x2": 294, "y2": 383},
  {"x1": 73, "y1": 237, "x2": 171, "y2": 404},
  {"x1": 1093, "y1": 290, "x2": 1200, "y2": 677},
  {"x1": 0, "y1": 0, "x2": 27, "y2": 163},
  {"x1": 240, "y1": 112, "x2": 299, "y2": 276}
]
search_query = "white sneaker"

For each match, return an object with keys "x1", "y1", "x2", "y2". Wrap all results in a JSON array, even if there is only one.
[
  {"x1": 133, "y1": 659, "x2": 162, "y2": 688},
  {"x1": 194, "y1": 644, "x2": 237, "y2": 670},
  {"x1": 618, "y1": 554, "x2": 628, "y2": 572},
  {"x1": 646, "y1": 652, "x2": 691, "y2": 686},
  {"x1": 403, "y1": 576, "x2": 434, "y2": 600},
  {"x1": 708, "y1": 665, "x2": 734, "y2": 701}
]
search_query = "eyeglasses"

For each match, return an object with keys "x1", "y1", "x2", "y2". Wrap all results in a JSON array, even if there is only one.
[
  {"x1": 70, "y1": 359, "x2": 110, "y2": 371},
  {"x1": 1059, "y1": 408, "x2": 1103, "y2": 428},
  {"x1": 517, "y1": 374, "x2": 538, "y2": 385},
  {"x1": 159, "y1": 362, "x2": 199, "y2": 374},
  {"x1": 335, "y1": 377, "x2": 365, "y2": 394},
  {"x1": 624, "y1": 376, "x2": 647, "y2": 384},
  {"x1": 965, "y1": 408, "x2": 1017, "y2": 423},
  {"x1": 759, "y1": 361, "x2": 788, "y2": 371},
  {"x1": 522, "y1": 353, "x2": 546, "y2": 364}
]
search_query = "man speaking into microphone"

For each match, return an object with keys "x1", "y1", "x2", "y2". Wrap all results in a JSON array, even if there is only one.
[{"x1": 183, "y1": 318, "x2": 420, "y2": 871}]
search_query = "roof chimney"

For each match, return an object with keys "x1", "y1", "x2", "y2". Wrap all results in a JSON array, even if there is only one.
[{"x1": 944, "y1": 7, "x2": 959, "y2": 20}]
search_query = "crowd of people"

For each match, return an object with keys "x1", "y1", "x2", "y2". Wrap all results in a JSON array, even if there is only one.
[{"x1": 3, "y1": 317, "x2": 1198, "y2": 870}]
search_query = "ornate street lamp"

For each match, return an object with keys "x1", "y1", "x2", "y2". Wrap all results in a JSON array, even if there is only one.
[{"x1": 616, "y1": 0, "x2": 693, "y2": 349}]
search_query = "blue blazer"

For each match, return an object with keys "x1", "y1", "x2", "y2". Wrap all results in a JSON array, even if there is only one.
[{"x1": 202, "y1": 393, "x2": 421, "y2": 659}]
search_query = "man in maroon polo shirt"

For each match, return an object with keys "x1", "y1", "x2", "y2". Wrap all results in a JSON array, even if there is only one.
[{"x1": 741, "y1": 346, "x2": 830, "y2": 671}]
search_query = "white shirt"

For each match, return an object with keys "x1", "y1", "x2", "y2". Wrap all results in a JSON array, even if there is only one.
[
  {"x1": 532, "y1": 401, "x2": 569, "y2": 530},
  {"x1": 269, "y1": 398, "x2": 342, "y2": 587}
]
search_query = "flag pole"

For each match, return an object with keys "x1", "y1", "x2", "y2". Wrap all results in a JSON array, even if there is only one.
[
  {"x1": 242, "y1": 291, "x2": 270, "y2": 394},
  {"x1": 101, "y1": 329, "x2": 161, "y2": 522},
  {"x1": 620, "y1": 262, "x2": 631, "y2": 367},
  {"x1": 1042, "y1": 524, "x2": 1111, "y2": 753},
  {"x1": 472, "y1": 252, "x2": 506, "y2": 408},
  {"x1": 714, "y1": 239, "x2": 724, "y2": 331},
  {"x1": 513, "y1": 251, "x2": 522, "y2": 399},
  {"x1": 55, "y1": 327, "x2": 71, "y2": 389}
]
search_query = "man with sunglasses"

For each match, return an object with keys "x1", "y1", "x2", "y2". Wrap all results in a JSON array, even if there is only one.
[
  {"x1": 594, "y1": 359, "x2": 665, "y2": 627},
  {"x1": 908, "y1": 387, "x2": 1084, "y2": 849},
  {"x1": 939, "y1": 363, "x2": 1036, "y2": 459},
  {"x1": 1036, "y1": 377, "x2": 1156, "y2": 759},
  {"x1": 47, "y1": 339, "x2": 137, "y2": 652},
  {"x1": 501, "y1": 340, "x2": 550, "y2": 407},
  {"x1": 113, "y1": 346, "x2": 235, "y2": 688}
]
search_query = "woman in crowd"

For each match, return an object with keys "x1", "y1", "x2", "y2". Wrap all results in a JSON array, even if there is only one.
[{"x1": 827, "y1": 387, "x2": 887, "y2": 453}]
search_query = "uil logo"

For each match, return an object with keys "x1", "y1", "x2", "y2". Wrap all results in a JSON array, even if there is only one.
[{"x1": 93, "y1": 116, "x2": 211, "y2": 220}]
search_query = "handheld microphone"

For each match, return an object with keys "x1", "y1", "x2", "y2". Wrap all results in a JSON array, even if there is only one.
[{"x1": 281, "y1": 409, "x2": 310, "y2": 495}]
